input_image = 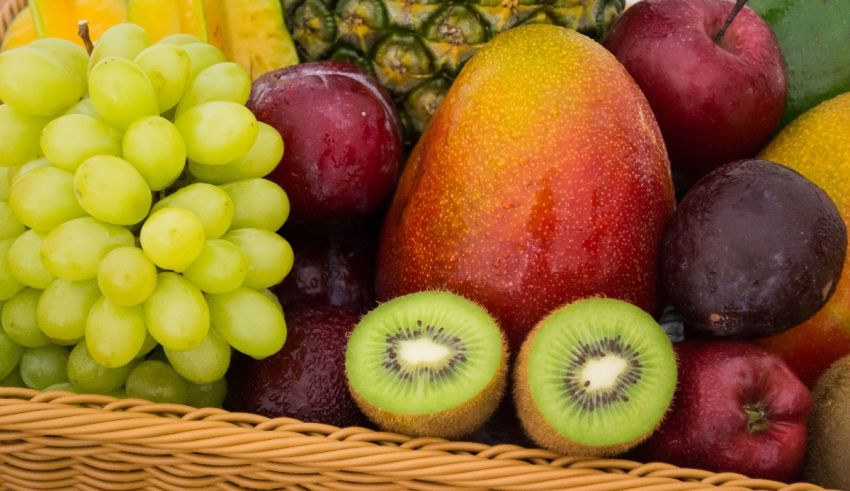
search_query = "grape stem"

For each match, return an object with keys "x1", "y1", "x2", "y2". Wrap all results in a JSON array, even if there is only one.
[
  {"x1": 714, "y1": 0, "x2": 749, "y2": 44},
  {"x1": 78, "y1": 21, "x2": 94, "y2": 55}
]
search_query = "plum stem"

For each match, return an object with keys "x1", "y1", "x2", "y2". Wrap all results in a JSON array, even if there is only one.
[
  {"x1": 714, "y1": 0, "x2": 749, "y2": 45},
  {"x1": 745, "y1": 404, "x2": 770, "y2": 433},
  {"x1": 78, "y1": 21, "x2": 94, "y2": 55}
]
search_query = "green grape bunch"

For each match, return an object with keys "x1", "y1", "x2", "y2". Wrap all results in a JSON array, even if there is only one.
[{"x1": 0, "y1": 23, "x2": 294, "y2": 408}]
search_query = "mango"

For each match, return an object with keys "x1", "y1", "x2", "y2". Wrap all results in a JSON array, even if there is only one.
[
  {"x1": 376, "y1": 25, "x2": 675, "y2": 350},
  {"x1": 127, "y1": 0, "x2": 207, "y2": 42},
  {"x1": 29, "y1": 0, "x2": 126, "y2": 46},
  {"x1": 1, "y1": 7, "x2": 37, "y2": 51},
  {"x1": 757, "y1": 92, "x2": 850, "y2": 386}
]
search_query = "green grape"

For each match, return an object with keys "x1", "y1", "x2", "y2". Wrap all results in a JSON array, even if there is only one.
[
  {"x1": 88, "y1": 23, "x2": 152, "y2": 72},
  {"x1": 11, "y1": 159, "x2": 49, "y2": 183},
  {"x1": 74, "y1": 155, "x2": 153, "y2": 225},
  {"x1": 140, "y1": 208, "x2": 205, "y2": 271},
  {"x1": 86, "y1": 297, "x2": 147, "y2": 368},
  {"x1": 123, "y1": 116, "x2": 186, "y2": 191},
  {"x1": 29, "y1": 38, "x2": 88, "y2": 88},
  {"x1": 176, "y1": 101, "x2": 258, "y2": 166},
  {"x1": 224, "y1": 229, "x2": 294, "y2": 290},
  {"x1": 207, "y1": 287, "x2": 287, "y2": 359},
  {"x1": 143, "y1": 272, "x2": 209, "y2": 351},
  {"x1": 0, "y1": 239, "x2": 24, "y2": 300},
  {"x1": 0, "y1": 200, "x2": 25, "y2": 239},
  {"x1": 1, "y1": 288, "x2": 49, "y2": 348},
  {"x1": 221, "y1": 179, "x2": 290, "y2": 231},
  {"x1": 44, "y1": 382, "x2": 76, "y2": 393},
  {"x1": 7, "y1": 230, "x2": 54, "y2": 289},
  {"x1": 188, "y1": 122, "x2": 284, "y2": 184},
  {"x1": 0, "y1": 104, "x2": 51, "y2": 167},
  {"x1": 183, "y1": 240, "x2": 249, "y2": 294},
  {"x1": 0, "y1": 47, "x2": 85, "y2": 116},
  {"x1": 151, "y1": 183, "x2": 232, "y2": 239},
  {"x1": 68, "y1": 341, "x2": 135, "y2": 394},
  {"x1": 36, "y1": 279, "x2": 100, "y2": 342},
  {"x1": 40, "y1": 114, "x2": 122, "y2": 172},
  {"x1": 19, "y1": 345, "x2": 70, "y2": 390},
  {"x1": 125, "y1": 360, "x2": 188, "y2": 404},
  {"x1": 135, "y1": 332, "x2": 158, "y2": 359},
  {"x1": 146, "y1": 346, "x2": 168, "y2": 363},
  {"x1": 175, "y1": 62, "x2": 251, "y2": 117},
  {"x1": 158, "y1": 34, "x2": 203, "y2": 46},
  {"x1": 41, "y1": 217, "x2": 135, "y2": 281},
  {"x1": 98, "y1": 246, "x2": 157, "y2": 307},
  {"x1": 0, "y1": 167, "x2": 14, "y2": 200},
  {"x1": 0, "y1": 364, "x2": 25, "y2": 388},
  {"x1": 0, "y1": 329, "x2": 24, "y2": 380},
  {"x1": 259, "y1": 288, "x2": 283, "y2": 313},
  {"x1": 164, "y1": 326, "x2": 231, "y2": 384},
  {"x1": 89, "y1": 57, "x2": 159, "y2": 130},
  {"x1": 134, "y1": 44, "x2": 191, "y2": 112},
  {"x1": 187, "y1": 377, "x2": 227, "y2": 408},
  {"x1": 64, "y1": 98, "x2": 100, "y2": 118},
  {"x1": 181, "y1": 43, "x2": 226, "y2": 80},
  {"x1": 8, "y1": 166, "x2": 86, "y2": 232}
]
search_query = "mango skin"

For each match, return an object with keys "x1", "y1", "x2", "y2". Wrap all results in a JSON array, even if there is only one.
[
  {"x1": 757, "y1": 92, "x2": 850, "y2": 387},
  {"x1": 376, "y1": 25, "x2": 675, "y2": 350}
]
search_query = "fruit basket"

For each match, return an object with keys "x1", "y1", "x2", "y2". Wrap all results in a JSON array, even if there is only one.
[{"x1": 0, "y1": 0, "x2": 839, "y2": 490}]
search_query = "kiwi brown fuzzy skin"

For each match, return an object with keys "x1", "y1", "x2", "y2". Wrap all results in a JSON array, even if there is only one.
[
  {"x1": 349, "y1": 348, "x2": 507, "y2": 439},
  {"x1": 513, "y1": 306, "x2": 662, "y2": 457},
  {"x1": 805, "y1": 354, "x2": 850, "y2": 489}
]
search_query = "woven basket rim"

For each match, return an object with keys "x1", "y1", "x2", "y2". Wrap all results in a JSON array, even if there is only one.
[{"x1": 0, "y1": 0, "x2": 835, "y2": 489}]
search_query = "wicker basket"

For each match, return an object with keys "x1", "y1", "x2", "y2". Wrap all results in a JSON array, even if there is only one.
[{"x1": 0, "y1": 0, "x2": 835, "y2": 489}]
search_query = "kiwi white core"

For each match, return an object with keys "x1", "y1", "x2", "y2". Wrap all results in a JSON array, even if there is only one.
[
  {"x1": 582, "y1": 355, "x2": 628, "y2": 391},
  {"x1": 400, "y1": 338, "x2": 450, "y2": 365}
]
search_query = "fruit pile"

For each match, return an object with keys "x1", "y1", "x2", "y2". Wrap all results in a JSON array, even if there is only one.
[
  {"x1": 2, "y1": 0, "x2": 850, "y2": 488},
  {"x1": 0, "y1": 23, "x2": 292, "y2": 407}
]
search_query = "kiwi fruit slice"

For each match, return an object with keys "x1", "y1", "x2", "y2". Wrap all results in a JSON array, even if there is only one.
[
  {"x1": 805, "y1": 354, "x2": 850, "y2": 489},
  {"x1": 345, "y1": 290, "x2": 507, "y2": 438},
  {"x1": 514, "y1": 298, "x2": 676, "y2": 456}
]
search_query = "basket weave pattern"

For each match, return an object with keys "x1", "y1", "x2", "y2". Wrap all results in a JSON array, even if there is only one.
[{"x1": 0, "y1": 0, "x2": 834, "y2": 489}]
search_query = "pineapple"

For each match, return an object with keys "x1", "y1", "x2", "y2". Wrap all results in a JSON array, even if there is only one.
[{"x1": 284, "y1": 0, "x2": 625, "y2": 137}]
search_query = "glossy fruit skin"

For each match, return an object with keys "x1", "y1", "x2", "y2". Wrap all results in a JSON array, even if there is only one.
[
  {"x1": 636, "y1": 340, "x2": 812, "y2": 483},
  {"x1": 248, "y1": 61, "x2": 403, "y2": 225},
  {"x1": 604, "y1": 0, "x2": 787, "y2": 187},
  {"x1": 662, "y1": 159, "x2": 846, "y2": 338},
  {"x1": 275, "y1": 221, "x2": 377, "y2": 314},
  {"x1": 224, "y1": 305, "x2": 367, "y2": 428},
  {"x1": 755, "y1": 93, "x2": 850, "y2": 386},
  {"x1": 376, "y1": 25, "x2": 675, "y2": 350}
]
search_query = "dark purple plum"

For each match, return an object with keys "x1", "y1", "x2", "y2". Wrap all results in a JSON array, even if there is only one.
[
  {"x1": 225, "y1": 305, "x2": 368, "y2": 428},
  {"x1": 662, "y1": 159, "x2": 846, "y2": 338},
  {"x1": 275, "y1": 220, "x2": 378, "y2": 314},
  {"x1": 248, "y1": 61, "x2": 403, "y2": 226}
]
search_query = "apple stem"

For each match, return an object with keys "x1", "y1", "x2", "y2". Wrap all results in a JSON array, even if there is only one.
[
  {"x1": 745, "y1": 405, "x2": 770, "y2": 433},
  {"x1": 78, "y1": 21, "x2": 94, "y2": 55},
  {"x1": 714, "y1": 0, "x2": 749, "y2": 45}
]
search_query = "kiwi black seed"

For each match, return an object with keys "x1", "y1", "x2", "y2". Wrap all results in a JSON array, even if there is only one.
[
  {"x1": 345, "y1": 290, "x2": 507, "y2": 438},
  {"x1": 514, "y1": 298, "x2": 677, "y2": 456},
  {"x1": 805, "y1": 354, "x2": 850, "y2": 489}
]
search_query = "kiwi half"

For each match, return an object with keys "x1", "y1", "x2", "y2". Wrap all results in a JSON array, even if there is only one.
[
  {"x1": 345, "y1": 290, "x2": 507, "y2": 438},
  {"x1": 514, "y1": 298, "x2": 676, "y2": 456},
  {"x1": 805, "y1": 354, "x2": 850, "y2": 489}
]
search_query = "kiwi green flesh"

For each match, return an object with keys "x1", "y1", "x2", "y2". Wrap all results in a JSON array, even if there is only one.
[
  {"x1": 526, "y1": 298, "x2": 676, "y2": 448},
  {"x1": 346, "y1": 291, "x2": 504, "y2": 416}
]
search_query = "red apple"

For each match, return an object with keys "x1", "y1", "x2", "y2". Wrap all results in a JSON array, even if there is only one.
[
  {"x1": 248, "y1": 61, "x2": 403, "y2": 225},
  {"x1": 604, "y1": 0, "x2": 787, "y2": 187},
  {"x1": 636, "y1": 340, "x2": 811, "y2": 483}
]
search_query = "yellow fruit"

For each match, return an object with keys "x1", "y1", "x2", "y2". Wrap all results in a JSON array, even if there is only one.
[
  {"x1": 1, "y1": 7, "x2": 37, "y2": 51},
  {"x1": 757, "y1": 92, "x2": 850, "y2": 385},
  {"x1": 29, "y1": 0, "x2": 126, "y2": 45},
  {"x1": 127, "y1": 0, "x2": 207, "y2": 42}
]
